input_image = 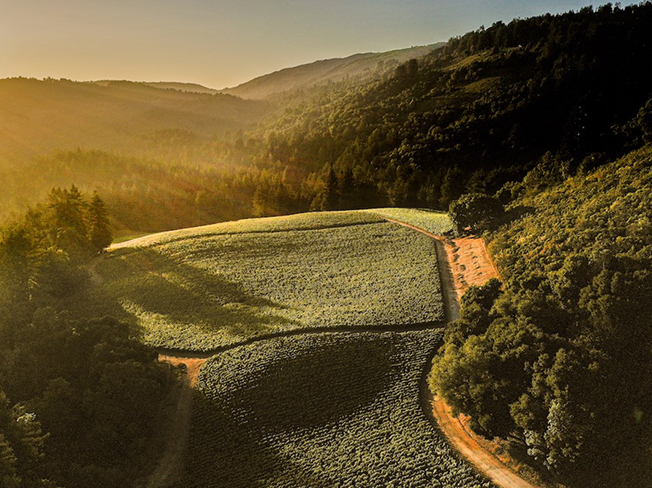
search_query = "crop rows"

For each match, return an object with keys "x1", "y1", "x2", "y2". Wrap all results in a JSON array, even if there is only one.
[
  {"x1": 172, "y1": 330, "x2": 492, "y2": 487},
  {"x1": 366, "y1": 208, "x2": 454, "y2": 235},
  {"x1": 111, "y1": 210, "x2": 385, "y2": 249},
  {"x1": 97, "y1": 212, "x2": 444, "y2": 351}
]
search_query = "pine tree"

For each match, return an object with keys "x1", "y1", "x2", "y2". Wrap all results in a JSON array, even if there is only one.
[
  {"x1": 86, "y1": 192, "x2": 113, "y2": 253},
  {"x1": 46, "y1": 185, "x2": 90, "y2": 259}
]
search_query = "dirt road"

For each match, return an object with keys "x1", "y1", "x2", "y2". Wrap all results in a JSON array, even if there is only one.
[
  {"x1": 147, "y1": 357, "x2": 204, "y2": 488},
  {"x1": 389, "y1": 220, "x2": 538, "y2": 488}
]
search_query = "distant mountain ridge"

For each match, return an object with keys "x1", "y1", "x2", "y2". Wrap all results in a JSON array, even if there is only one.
[
  {"x1": 94, "y1": 80, "x2": 221, "y2": 94},
  {"x1": 142, "y1": 81, "x2": 221, "y2": 94},
  {"x1": 90, "y1": 44, "x2": 443, "y2": 100},
  {"x1": 0, "y1": 78, "x2": 268, "y2": 166},
  {"x1": 221, "y1": 44, "x2": 444, "y2": 99}
]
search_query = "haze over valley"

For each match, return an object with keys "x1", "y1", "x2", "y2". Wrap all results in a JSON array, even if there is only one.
[{"x1": 2, "y1": 2, "x2": 652, "y2": 487}]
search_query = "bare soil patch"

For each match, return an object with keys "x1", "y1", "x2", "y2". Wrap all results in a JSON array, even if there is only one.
[
  {"x1": 159, "y1": 355, "x2": 207, "y2": 388},
  {"x1": 146, "y1": 356, "x2": 207, "y2": 488},
  {"x1": 444, "y1": 236, "x2": 500, "y2": 299}
]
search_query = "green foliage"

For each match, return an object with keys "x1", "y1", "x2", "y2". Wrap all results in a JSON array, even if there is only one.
[
  {"x1": 433, "y1": 145, "x2": 652, "y2": 484},
  {"x1": 449, "y1": 194, "x2": 504, "y2": 234},
  {"x1": 88, "y1": 211, "x2": 444, "y2": 351},
  {"x1": 0, "y1": 190, "x2": 178, "y2": 487},
  {"x1": 0, "y1": 311, "x2": 175, "y2": 487},
  {"x1": 87, "y1": 192, "x2": 112, "y2": 252},
  {"x1": 173, "y1": 331, "x2": 492, "y2": 488},
  {"x1": 0, "y1": 387, "x2": 49, "y2": 488},
  {"x1": 0, "y1": 150, "x2": 270, "y2": 234},
  {"x1": 0, "y1": 185, "x2": 112, "y2": 313},
  {"x1": 231, "y1": 2, "x2": 652, "y2": 220}
]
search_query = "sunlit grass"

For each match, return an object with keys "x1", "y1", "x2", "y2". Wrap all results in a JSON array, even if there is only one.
[
  {"x1": 111, "y1": 229, "x2": 152, "y2": 244},
  {"x1": 366, "y1": 208, "x2": 454, "y2": 235},
  {"x1": 110, "y1": 210, "x2": 384, "y2": 249}
]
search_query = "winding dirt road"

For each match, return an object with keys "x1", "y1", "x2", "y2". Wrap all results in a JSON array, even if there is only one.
[
  {"x1": 388, "y1": 220, "x2": 538, "y2": 488},
  {"x1": 146, "y1": 368, "x2": 195, "y2": 488}
]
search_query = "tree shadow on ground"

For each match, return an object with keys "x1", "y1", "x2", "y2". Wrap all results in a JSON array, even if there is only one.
[
  {"x1": 177, "y1": 337, "x2": 396, "y2": 487},
  {"x1": 73, "y1": 247, "x2": 298, "y2": 346}
]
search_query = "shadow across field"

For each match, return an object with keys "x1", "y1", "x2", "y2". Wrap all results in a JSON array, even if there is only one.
[
  {"x1": 74, "y1": 247, "x2": 298, "y2": 347},
  {"x1": 178, "y1": 338, "x2": 396, "y2": 488}
]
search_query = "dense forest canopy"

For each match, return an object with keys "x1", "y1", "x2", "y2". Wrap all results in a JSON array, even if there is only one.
[{"x1": 432, "y1": 144, "x2": 652, "y2": 486}]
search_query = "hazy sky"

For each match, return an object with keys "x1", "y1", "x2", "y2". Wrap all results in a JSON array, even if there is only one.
[{"x1": 0, "y1": 0, "x2": 632, "y2": 88}]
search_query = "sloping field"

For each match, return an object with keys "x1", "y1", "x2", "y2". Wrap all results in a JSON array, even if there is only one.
[
  {"x1": 111, "y1": 210, "x2": 385, "y2": 249},
  {"x1": 172, "y1": 330, "x2": 493, "y2": 488},
  {"x1": 366, "y1": 208, "x2": 454, "y2": 235},
  {"x1": 93, "y1": 211, "x2": 445, "y2": 351}
]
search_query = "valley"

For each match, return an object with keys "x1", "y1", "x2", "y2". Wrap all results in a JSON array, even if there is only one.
[{"x1": 3, "y1": 4, "x2": 652, "y2": 487}]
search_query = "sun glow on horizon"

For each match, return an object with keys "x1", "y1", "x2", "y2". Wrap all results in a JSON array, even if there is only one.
[{"x1": 0, "y1": 0, "x2": 624, "y2": 88}]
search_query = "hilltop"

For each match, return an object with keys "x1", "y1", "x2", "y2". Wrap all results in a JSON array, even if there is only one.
[
  {"x1": 221, "y1": 44, "x2": 442, "y2": 99},
  {"x1": 79, "y1": 210, "x2": 452, "y2": 351},
  {"x1": 142, "y1": 81, "x2": 221, "y2": 95}
]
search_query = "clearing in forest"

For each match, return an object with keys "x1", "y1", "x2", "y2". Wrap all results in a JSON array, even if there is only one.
[{"x1": 86, "y1": 210, "x2": 447, "y2": 351}]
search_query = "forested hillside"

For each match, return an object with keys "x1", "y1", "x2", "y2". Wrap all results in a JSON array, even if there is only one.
[
  {"x1": 432, "y1": 145, "x2": 652, "y2": 486},
  {"x1": 0, "y1": 151, "x2": 260, "y2": 234},
  {"x1": 236, "y1": 2, "x2": 652, "y2": 214},
  {"x1": 221, "y1": 44, "x2": 442, "y2": 100},
  {"x1": 2, "y1": 4, "x2": 651, "y2": 236},
  {"x1": 0, "y1": 78, "x2": 269, "y2": 166}
]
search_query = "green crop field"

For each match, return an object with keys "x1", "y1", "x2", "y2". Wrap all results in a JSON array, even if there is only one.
[
  {"x1": 111, "y1": 210, "x2": 385, "y2": 249},
  {"x1": 173, "y1": 331, "x2": 492, "y2": 488},
  {"x1": 74, "y1": 208, "x2": 491, "y2": 486},
  {"x1": 366, "y1": 208, "x2": 454, "y2": 235},
  {"x1": 88, "y1": 210, "x2": 445, "y2": 351}
]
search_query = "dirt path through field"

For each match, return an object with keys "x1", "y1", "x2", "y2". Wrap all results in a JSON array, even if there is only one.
[
  {"x1": 147, "y1": 356, "x2": 206, "y2": 488},
  {"x1": 388, "y1": 220, "x2": 537, "y2": 488}
]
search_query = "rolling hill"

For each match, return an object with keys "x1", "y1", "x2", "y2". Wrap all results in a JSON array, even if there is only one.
[
  {"x1": 78, "y1": 210, "x2": 451, "y2": 351},
  {"x1": 0, "y1": 77, "x2": 269, "y2": 166},
  {"x1": 221, "y1": 44, "x2": 443, "y2": 100}
]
